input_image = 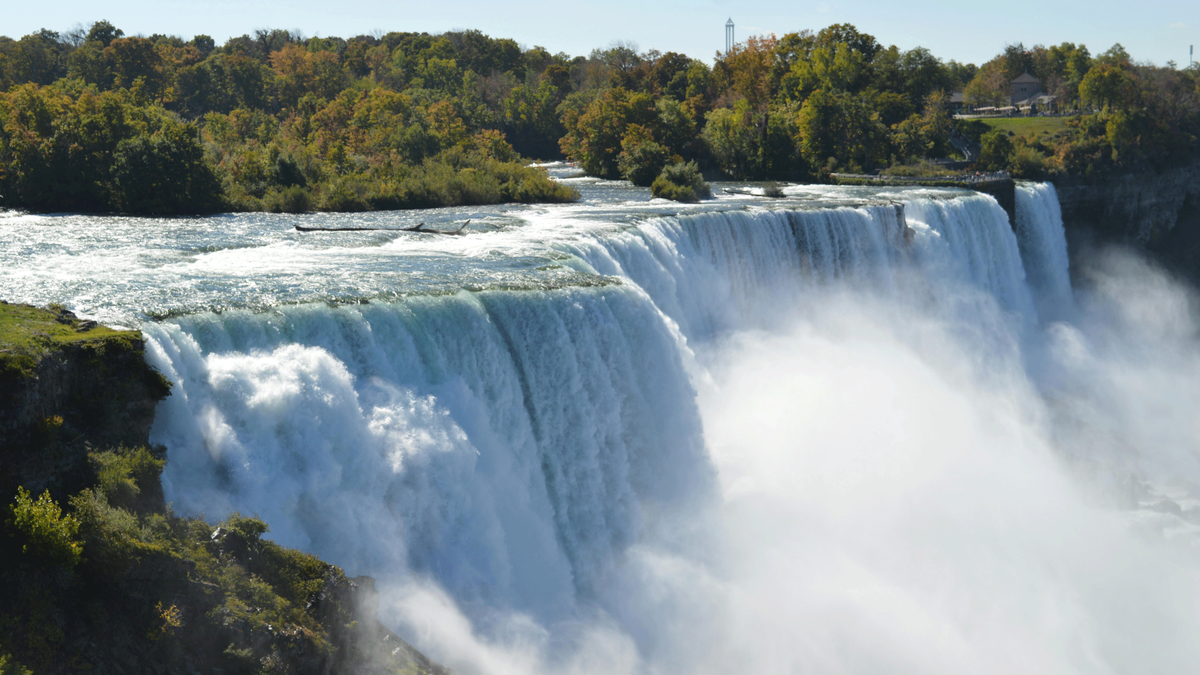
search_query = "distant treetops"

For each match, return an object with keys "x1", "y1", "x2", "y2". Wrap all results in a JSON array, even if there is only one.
[{"x1": 0, "y1": 22, "x2": 1195, "y2": 213}]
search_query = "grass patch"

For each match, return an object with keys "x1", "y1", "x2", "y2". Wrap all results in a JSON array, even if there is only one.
[
  {"x1": 0, "y1": 302, "x2": 140, "y2": 381},
  {"x1": 880, "y1": 160, "x2": 971, "y2": 178},
  {"x1": 976, "y1": 116, "x2": 1075, "y2": 142}
]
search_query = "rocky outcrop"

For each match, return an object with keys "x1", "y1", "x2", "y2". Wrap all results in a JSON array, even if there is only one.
[
  {"x1": 969, "y1": 179, "x2": 1016, "y2": 226},
  {"x1": 0, "y1": 303, "x2": 172, "y2": 498},
  {"x1": 1052, "y1": 159, "x2": 1200, "y2": 277},
  {"x1": 325, "y1": 575, "x2": 451, "y2": 675},
  {"x1": 0, "y1": 304, "x2": 450, "y2": 675}
]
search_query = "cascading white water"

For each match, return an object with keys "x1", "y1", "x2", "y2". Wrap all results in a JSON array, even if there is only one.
[
  {"x1": 557, "y1": 205, "x2": 903, "y2": 341},
  {"x1": 904, "y1": 192, "x2": 1038, "y2": 324},
  {"x1": 128, "y1": 183, "x2": 1200, "y2": 674},
  {"x1": 146, "y1": 286, "x2": 711, "y2": 616},
  {"x1": 144, "y1": 190, "x2": 1044, "y2": 608},
  {"x1": 1015, "y1": 182, "x2": 1074, "y2": 320}
]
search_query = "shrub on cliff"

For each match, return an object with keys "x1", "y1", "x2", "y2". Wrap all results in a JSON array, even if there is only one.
[
  {"x1": 651, "y1": 161, "x2": 712, "y2": 203},
  {"x1": 91, "y1": 446, "x2": 166, "y2": 513},
  {"x1": 0, "y1": 652, "x2": 32, "y2": 675},
  {"x1": 0, "y1": 451, "x2": 366, "y2": 673},
  {"x1": 6, "y1": 487, "x2": 83, "y2": 568}
]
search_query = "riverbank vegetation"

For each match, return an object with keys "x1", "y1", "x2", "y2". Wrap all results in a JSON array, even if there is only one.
[{"x1": 1, "y1": 21, "x2": 1197, "y2": 213}]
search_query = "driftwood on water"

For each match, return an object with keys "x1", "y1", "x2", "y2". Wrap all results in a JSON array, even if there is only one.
[{"x1": 294, "y1": 220, "x2": 471, "y2": 235}]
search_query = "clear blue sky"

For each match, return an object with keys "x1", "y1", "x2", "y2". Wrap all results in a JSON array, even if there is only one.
[{"x1": 6, "y1": 0, "x2": 1197, "y2": 67}]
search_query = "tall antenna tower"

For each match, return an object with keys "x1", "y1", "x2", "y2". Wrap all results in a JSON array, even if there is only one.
[
  {"x1": 726, "y1": 18, "x2": 735, "y2": 53},
  {"x1": 1191, "y1": 45, "x2": 1194, "y2": 66}
]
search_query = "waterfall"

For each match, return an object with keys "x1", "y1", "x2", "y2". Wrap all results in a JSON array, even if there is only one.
[
  {"x1": 557, "y1": 193, "x2": 1034, "y2": 345},
  {"x1": 147, "y1": 286, "x2": 711, "y2": 616},
  {"x1": 1015, "y1": 182, "x2": 1074, "y2": 320},
  {"x1": 142, "y1": 184, "x2": 1116, "y2": 671},
  {"x1": 557, "y1": 205, "x2": 903, "y2": 342}
]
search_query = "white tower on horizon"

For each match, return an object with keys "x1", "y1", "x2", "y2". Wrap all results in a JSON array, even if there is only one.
[{"x1": 726, "y1": 18, "x2": 735, "y2": 53}]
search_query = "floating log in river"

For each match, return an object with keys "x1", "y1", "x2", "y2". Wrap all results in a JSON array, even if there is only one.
[{"x1": 294, "y1": 220, "x2": 471, "y2": 235}]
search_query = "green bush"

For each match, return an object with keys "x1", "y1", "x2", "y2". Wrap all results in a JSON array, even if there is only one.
[
  {"x1": 881, "y1": 159, "x2": 970, "y2": 178},
  {"x1": 1009, "y1": 145, "x2": 1048, "y2": 177},
  {"x1": 90, "y1": 446, "x2": 166, "y2": 513},
  {"x1": 979, "y1": 130, "x2": 1014, "y2": 171},
  {"x1": 763, "y1": 183, "x2": 786, "y2": 198},
  {"x1": 70, "y1": 487, "x2": 148, "y2": 573},
  {"x1": 264, "y1": 186, "x2": 313, "y2": 213},
  {"x1": 651, "y1": 161, "x2": 712, "y2": 203},
  {"x1": 317, "y1": 152, "x2": 577, "y2": 212},
  {"x1": 8, "y1": 487, "x2": 83, "y2": 567},
  {"x1": 221, "y1": 512, "x2": 269, "y2": 544},
  {"x1": 0, "y1": 651, "x2": 33, "y2": 675},
  {"x1": 318, "y1": 178, "x2": 370, "y2": 212}
]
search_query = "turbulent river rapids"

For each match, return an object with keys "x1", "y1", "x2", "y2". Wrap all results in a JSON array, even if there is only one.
[{"x1": 4, "y1": 167, "x2": 1200, "y2": 674}]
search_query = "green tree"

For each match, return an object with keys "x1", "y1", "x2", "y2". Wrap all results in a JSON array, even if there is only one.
[
  {"x1": 1079, "y1": 62, "x2": 1135, "y2": 109},
  {"x1": 112, "y1": 118, "x2": 224, "y2": 213},
  {"x1": 617, "y1": 124, "x2": 670, "y2": 186},
  {"x1": 651, "y1": 96, "x2": 697, "y2": 156},
  {"x1": 702, "y1": 101, "x2": 762, "y2": 178},
  {"x1": 559, "y1": 87, "x2": 655, "y2": 177},
  {"x1": 796, "y1": 89, "x2": 886, "y2": 173},
  {"x1": 12, "y1": 30, "x2": 68, "y2": 85},
  {"x1": 503, "y1": 80, "x2": 567, "y2": 159},
  {"x1": 964, "y1": 60, "x2": 1010, "y2": 107},
  {"x1": 979, "y1": 130, "x2": 1014, "y2": 170},
  {"x1": 66, "y1": 40, "x2": 110, "y2": 86},
  {"x1": 85, "y1": 20, "x2": 124, "y2": 47},
  {"x1": 1105, "y1": 110, "x2": 1137, "y2": 161},
  {"x1": 105, "y1": 37, "x2": 165, "y2": 97}
]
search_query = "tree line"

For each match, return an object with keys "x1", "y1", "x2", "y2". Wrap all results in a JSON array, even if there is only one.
[
  {"x1": 1, "y1": 21, "x2": 1197, "y2": 213},
  {"x1": 962, "y1": 42, "x2": 1200, "y2": 175}
]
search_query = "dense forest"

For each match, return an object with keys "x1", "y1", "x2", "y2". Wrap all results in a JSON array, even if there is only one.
[{"x1": 0, "y1": 21, "x2": 1198, "y2": 213}]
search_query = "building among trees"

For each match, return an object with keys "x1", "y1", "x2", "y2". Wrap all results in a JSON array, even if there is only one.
[
  {"x1": 956, "y1": 72, "x2": 1056, "y2": 115},
  {"x1": 1011, "y1": 72, "x2": 1041, "y2": 101}
]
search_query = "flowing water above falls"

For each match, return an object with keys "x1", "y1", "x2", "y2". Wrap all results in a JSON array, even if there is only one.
[{"x1": 3, "y1": 177, "x2": 1200, "y2": 673}]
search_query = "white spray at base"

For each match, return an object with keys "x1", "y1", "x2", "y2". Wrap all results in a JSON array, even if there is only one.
[{"x1": 145, "y1": 185, "x2": 1200, "y2": 673}]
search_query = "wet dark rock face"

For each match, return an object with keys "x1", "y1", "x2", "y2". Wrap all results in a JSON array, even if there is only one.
[{"x1": 1054, "y1": 160, "x2": 1200, "y2": 279}]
